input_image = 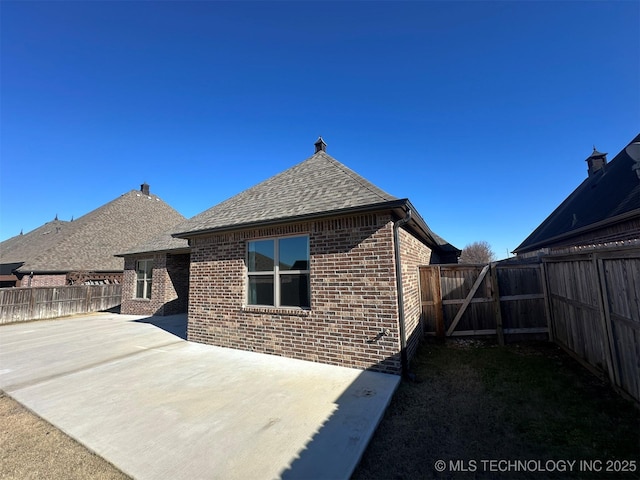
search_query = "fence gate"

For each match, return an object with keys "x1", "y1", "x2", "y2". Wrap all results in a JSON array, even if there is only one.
[{"x1": 420, "y1": 263, "x2": 548, "y2": 343}]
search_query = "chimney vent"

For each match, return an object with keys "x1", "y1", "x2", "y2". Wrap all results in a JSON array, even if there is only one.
[
  {"x1": 141, "y1": 183, "x2": 150, "y2": 195},
  {"x1": 586, "y1": 147, "x2": 607, "y2": 177},
  {"x1": 314, "y1": 136, "x2": 327, "y2": 153}
]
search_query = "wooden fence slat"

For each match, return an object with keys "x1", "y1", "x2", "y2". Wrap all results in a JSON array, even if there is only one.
[{"x1": 596, "y1": 256, "x2": 620, "y2": 386}]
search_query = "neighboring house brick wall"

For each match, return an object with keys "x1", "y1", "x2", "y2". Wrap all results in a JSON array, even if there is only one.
[
  {"x1": 187, "y1": 212, "x2": 404, "y2": 374},
  {"x1": 398, "y1": 227, "x2": 432, "y2": 363},
  {"x1": 163, "y1": 253, "x2": 190, "y2": 315},
  {"x1": 121, "y1": 253, "x2": 190, "y2": 316},
  {"x1": 121, "y1": 254, "x2": 166, "y2": 316},
  {"x1": 30, "y1": 274, "x2": 66, "y2": 287}
]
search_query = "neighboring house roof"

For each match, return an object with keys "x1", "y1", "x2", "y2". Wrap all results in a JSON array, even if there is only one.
[
  {"x1": 514, "y1": 133, "x2": 640, "y2": 254},
  {"x1": 115, "y1": 228, "x2": 189, "y2": 256},
  {"x1": 1, "y1": 219, "x2": 72, "y2": 267},
  {"x1": 0, "y1": 188, "x2": 186, "y2": 273},
  {"x1": 174, "y1": 139, "x2": 459, "y2": 256}
]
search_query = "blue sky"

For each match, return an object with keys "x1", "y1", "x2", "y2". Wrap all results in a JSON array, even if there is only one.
[{"x1": 1, "y1": 1, "x2": 639, "y2": 259}]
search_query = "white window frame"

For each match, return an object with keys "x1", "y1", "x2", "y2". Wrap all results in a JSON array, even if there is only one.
[
  {"x1": 135, "y1": 259, "x2": 153, "y2": 300},
  {"x1": 246, "y1": 235, "x2": 310, "y2": 308}
]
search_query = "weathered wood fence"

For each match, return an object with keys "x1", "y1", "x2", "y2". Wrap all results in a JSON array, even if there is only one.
[
  {"x1": 543, "y1": 247, "x2": 639, "y2": 403},
  {"x1": 420, "y1": 245, "x2": 640, "y2": 403},
  {"x1": 420, "y1": 262, "x2": 548, "y2": 342},
  {"x1": 0, "y1": 284, "x2": 122, "y2": 324}
]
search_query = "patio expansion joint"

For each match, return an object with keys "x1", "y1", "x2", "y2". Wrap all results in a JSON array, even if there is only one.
[{"x1": 1, "y1": 339, "x2": 184, "y2": 394}]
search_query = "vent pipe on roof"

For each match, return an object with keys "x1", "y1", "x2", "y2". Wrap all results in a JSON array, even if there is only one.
[
  {"x1": 314, "y1": 136, "x2": 327, "y2": 153},
  {"x1": 141, "y1": 183, "x2": 150, "y2": 195},
  {"x1": 586, "y1": 147, "x2": 607, "y2": 177}
]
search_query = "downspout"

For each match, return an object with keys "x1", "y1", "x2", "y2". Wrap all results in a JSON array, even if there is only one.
[{"x1": 393, "y1": 206, "x2": 411, "y2": 378}]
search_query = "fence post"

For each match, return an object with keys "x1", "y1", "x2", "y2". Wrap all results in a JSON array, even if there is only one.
[
  {"x1": 432, "y1": 266, "x2": 444, "y2": 338},
  {"x1": 490, "y1": 263, "x2": 504, "y2": 346},
  {"x1": 28, "y1": 288, "x2": 36, "y2": 320},
  {"x1": 540, "y1": 261, "x2": 554, "y2": 342}
]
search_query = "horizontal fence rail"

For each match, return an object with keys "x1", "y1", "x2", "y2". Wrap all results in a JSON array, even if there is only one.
[{"x1": 0, "y1": 284, "x2": 122, "y2": 324}]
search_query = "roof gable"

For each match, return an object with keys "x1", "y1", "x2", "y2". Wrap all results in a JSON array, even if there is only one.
[
  {"x1": 175, "y1": 150, "x2": 398, "y2": 236},
  {"x1": 515, "y1": 133, "x2": 640, "y2": 253}
]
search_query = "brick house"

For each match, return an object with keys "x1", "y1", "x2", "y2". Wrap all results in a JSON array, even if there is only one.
[
  {"x1": 116, "y1": 231, "x2": 190, "y2": 316},
  {"x1": 0, "y1": 184, "x2": 185, "y2": 287},
  {"x1": 165, "y1": 138, "x2": 459, "y2": 375},
  {"x1": 514, "y1": 133, "x2": 640, "y2": 256}
]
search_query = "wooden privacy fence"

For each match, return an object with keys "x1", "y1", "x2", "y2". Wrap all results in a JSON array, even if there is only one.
[
  {"x1": 420, "y1": 262, "x2": 548, "y2": 343},
  {"x1": 543, "y1": 247, "x2": 640, "y2": 403},
  {"x1": 0, "y1": 284, "x2": 122, "y2": 324}
]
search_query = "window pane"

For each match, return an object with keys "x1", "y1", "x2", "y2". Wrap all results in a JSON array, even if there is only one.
[
  {"x1": 280, "y1": 274, "x2": 310, "y2": 308},
  {"x1": 136, "y1": 280, "x2": 145, "y2": 298},
  {"x1": 136, "y1": 261, "x2": 145, "y2": 280},
  {"x1": 248, "y1": 240, "x2": 274, "y2": 272},
  {"x1": 136, "y1": 260, "x2": 153, "y2": 280},
  {"x1": 279, "y1": 237, "x2": 309, "y2": 271},
  {"x1": 248, "y1": 275, "x2": 274, "y2": 305}
]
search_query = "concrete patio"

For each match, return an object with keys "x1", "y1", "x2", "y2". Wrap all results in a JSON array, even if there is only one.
[{"x1": 0, "y1": 313, "x2": 400, "y2": 480}]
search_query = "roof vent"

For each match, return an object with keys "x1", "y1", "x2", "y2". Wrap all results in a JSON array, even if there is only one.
[
  {"x1": 625, "y1": 142, "x2": 640, "y2": 180},
  {"x1": 314, "y1": 136, "x2": 327, "y2": 153},
  {"x1": 586, "y1": 147, "x2": 607, "y2": 177},
  {"x1": 141, "y1": 183, "x2": 150, "y2": 195}
]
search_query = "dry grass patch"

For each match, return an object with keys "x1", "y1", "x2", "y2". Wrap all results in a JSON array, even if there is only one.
[{"x1": 0, "y1": 392, "x2": 130, "y2": 480}]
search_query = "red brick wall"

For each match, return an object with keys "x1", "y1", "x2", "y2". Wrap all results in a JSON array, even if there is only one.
[
  {"x1": 121, "y1": 255, "x2": 160, "y2": 316},
  {"x1": 121, "y1": 253, "x2": 190, "y2": 316},
  {"x1": 398, "y1": 227, "x2": 432, "y2": 363},
  {"x1": 187, "y1": 213, "x2": 404, "y2": 374},
  {"x1": 30, "y1": 274, "x2": 66, "y2": 287}
]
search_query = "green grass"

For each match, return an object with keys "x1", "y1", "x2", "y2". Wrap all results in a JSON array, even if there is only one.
[{"x1": 352, "y1": 339, "x2": 639, "y2": 480}]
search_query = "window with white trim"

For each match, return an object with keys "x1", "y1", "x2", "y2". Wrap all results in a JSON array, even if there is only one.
[
  {"x1": 135, "y1": 259, "x2": 153, "y2": 299},
  {"x1": 247, "y1": 236, "x2": 310, "y2": 308}
]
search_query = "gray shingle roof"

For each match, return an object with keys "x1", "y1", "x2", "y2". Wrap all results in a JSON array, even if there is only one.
[
  {"x1": 514, "y1": 133, "x2": 640, "y2": 253},
  {"x1": 1, "y1": 219, "x2": 72, "y2": 265},
  {"x1": 116, "y1": 228, "x2": 189, "y2": 256},
  {"x1": 174, "y1": 150, "x2": 398, "y2": 236},
  {"x1": 0, "y1": 189, "x2": 185, "y2": 273}
]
